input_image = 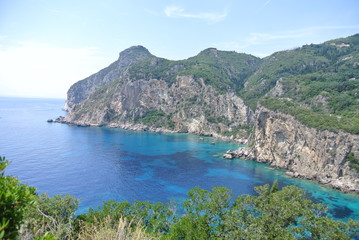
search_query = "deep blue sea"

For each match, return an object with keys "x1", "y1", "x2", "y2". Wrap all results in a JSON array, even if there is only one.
[{"x1": 0, "y1": 97, "x2": 358, "y2": 220}]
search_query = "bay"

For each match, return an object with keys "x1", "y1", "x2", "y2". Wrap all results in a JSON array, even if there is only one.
[{"x1": 0, "y1": 97, "x2": 358, "y2": 220}]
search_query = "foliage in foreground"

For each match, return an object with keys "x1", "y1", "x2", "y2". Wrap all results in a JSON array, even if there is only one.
[
  {"x1": 0, "y1": 157, "x2": 36, "y2": 240},
  {"x1": 34, "y1": 184, "x2": 358, "y2": 240},
  {"x1": 1, "y1": 156, "x2": 359, "y2": 239}
]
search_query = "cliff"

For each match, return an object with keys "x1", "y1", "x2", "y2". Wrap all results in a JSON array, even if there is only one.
[
  {"x1": 64, "y1": 46, "x2": 155, "y2": 111},
  {"x1": 61, "y1": 34, "x2": 359, "y2": 193},
  {"x1": 248, "y1": 107, "x2": 359, "y2": 193}
]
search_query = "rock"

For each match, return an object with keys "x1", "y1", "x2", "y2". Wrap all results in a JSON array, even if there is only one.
[
  {"x1": 223, "y1": 153, "x2": 234, "y2": 159},
  {"x1": 54, "y1": 116, "x2": 65, "y2": 122},
  {"x1": 223, "y1": 148, "x2": 253, "y2": 160},
  {"x1": 47, "y1": 119, "x2": 53, "y2": 123},
  {"x1": 65, "y1": 46, "x2": 155, "y2": 110},
  {"x1": 285, "y1": 171, "x2": 294, "y2": 178},
  {"x1": 63, "y1": 75, "x2": 253, "y2": 138}
]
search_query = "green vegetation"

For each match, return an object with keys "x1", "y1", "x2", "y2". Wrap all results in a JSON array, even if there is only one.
[
  {"x1": 260, "y1": 97, "x2": 359, "y2": 134},
  {"x1": 127, "y1": 48, "x2": 261, "y2": 94},
  {"x1": 134, "y1": 110, "x2": 175, "y2": 129},
  {"x1": 242, "y1": 34, "x2": 359, "y2": 133},
  {"x1": 0, "y1": 157, "x2": 36, "y2": 239},
  {"x1": 347, "y1": 152, "x2": 359, "y2": 172},
  {"x1": 241, "y1": 34, "x2": 359, "y2": 110},
  {"x1": 222, "y1": 124, "x2": 253, "y2": 137},
  {"x1": 1, "y1": 156, "x2": 358, "y2": 239},
  {"x1": 23, "y1": 193, "x2": 79, "y2": 239}
]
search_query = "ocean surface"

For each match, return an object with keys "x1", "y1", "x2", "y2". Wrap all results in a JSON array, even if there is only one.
[{"x1": 0, "y1": 97, "x2": 358, "y2": 220}]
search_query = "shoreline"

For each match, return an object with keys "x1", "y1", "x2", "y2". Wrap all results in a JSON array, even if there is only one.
[
  {"x1": 53, "y1": 117, "x2": 358, "y2": 195},
  {"x1": 224, "y1": 148, "x2": 359, "y2": 194},
  {"x1": 54, "y1": 117, "x2": 248, "y2": 144}
]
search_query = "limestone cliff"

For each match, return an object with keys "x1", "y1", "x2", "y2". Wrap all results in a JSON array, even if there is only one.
[
  {"x1": 245, "y1": 107, "x2": 359, "y2": 193},
  {"x1": 63, "y1": 75, "x2": 253, "y2": 140},
  {"x1": 62, "y1": 46, "x2": 259, "y2": 141},
  {"x1": 64, "y1": 46, "x2": 154, "y2": 111}
]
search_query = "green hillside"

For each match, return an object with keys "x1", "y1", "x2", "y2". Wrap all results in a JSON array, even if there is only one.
[
  {"x1": 127, "y1": 48, "x2": 261, "y2": 94},
  {"x1": 243, "y1": 34, "x2": 359, "y2": 134},
  {"x1": 70, "y1": 34, "x2": 359, "y2": 134}
]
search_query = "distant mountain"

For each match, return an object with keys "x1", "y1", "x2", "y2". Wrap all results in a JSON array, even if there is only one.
[{"x1": 61, "y1": 34, "x2": 359, "y2": 193}]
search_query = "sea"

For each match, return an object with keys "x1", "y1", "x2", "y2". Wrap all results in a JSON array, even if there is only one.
[{"x1": 0, "y1": 97, "x2": 358, "y2": 220}]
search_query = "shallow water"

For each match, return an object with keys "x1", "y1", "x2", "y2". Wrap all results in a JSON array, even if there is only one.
[{"x1": 0, "y1": 97, "x2": 358, "y2": 220}]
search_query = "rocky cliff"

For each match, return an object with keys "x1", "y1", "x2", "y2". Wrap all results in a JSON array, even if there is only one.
[
  {"x1": 61, "y1": 34, "x2": 359, "y2": 193},
  {"x1": 247, "y1": 107, "x2": 359, "y2": 193},
  {"x1": 62, "y1": 46, "x2": 259, "y2": 141},
  {"x1": 64, "y1": 75, "x2": 253, "y2": 140},
  {"x1": 64, "y1": 46, "x2": 154, "y2": 111}
]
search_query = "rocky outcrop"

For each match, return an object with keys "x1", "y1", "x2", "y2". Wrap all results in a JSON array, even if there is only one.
[
  {"x1": 223, "y1": 147, "x2": 252, "y2": 159},
  {"x1": 65, "y1": 46, "x2": 154, "y2": 111},
  {"x1": 245, "y1": 107, "x2": 359, "y2": 193}
]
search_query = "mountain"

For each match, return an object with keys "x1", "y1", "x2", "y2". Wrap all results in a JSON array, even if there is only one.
[
  {"x1": 60, "y1": 34, "x2": 359, "y2": 193},
  {"x1": 64, "y1": 46, "x2": 155, "y2": 110},
  {"x1": 63, "y1": 46, "x2": 261, "y2": 140}
]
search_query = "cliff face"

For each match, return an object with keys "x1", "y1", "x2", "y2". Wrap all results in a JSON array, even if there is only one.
[
  {"x1": 248, "y1": 107, "x2": 359, "y2": 193},
  {"x1": 64, "y1": 75, "x2": 253, "y2": 139},
  {"x1": 65, "y1": 46, "x2": 154, "y2": 111},
  {"x1": 62, "y1": 46, "x2": 259, "y2": 140}
]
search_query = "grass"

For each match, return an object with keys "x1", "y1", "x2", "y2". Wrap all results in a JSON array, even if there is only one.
[{"x1": 76, "y1": 217, "x2": 153, "y2": 240}]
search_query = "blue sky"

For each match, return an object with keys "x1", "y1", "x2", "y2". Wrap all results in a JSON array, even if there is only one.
[{"x1": 1, "y1": 0, "x2": 358, "y2": 98}]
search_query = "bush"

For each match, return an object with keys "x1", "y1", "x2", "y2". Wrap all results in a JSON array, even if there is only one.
[
  {"x1": 22, "y1": 193, "x2": 79, "y2": 239},
  {"x1": 0, "y1": 156, "x2": 36, "y2": 239},
  {"x1": 2, "y1": 155, "x2": 358, "y2": 239},
  {"x1": 347, "y1": 152, "x2": 359, "y2": 173}
]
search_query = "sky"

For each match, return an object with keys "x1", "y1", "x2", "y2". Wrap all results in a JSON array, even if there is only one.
[{"x1": 0, "y1": 0, "x2": 358, "y2": 99}]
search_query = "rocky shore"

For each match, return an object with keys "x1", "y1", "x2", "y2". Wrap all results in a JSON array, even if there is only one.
[
  {"x1": 54, "y1": 112, "x2": 359, "y2": 194},
  {"x1": 55, "y1": 115, "x2": 248, "y2": 144}
]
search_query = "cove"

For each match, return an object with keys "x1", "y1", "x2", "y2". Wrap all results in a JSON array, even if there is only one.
[{"x1": 0, "y1": 97, "x2": 358, "y2": 221}]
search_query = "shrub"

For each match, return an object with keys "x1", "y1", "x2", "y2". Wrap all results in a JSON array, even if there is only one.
[{"x1": 0, "y1": 156, "x2": 36, "y2": 239}]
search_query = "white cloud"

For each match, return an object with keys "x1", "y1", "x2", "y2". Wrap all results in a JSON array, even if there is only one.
[
  {"x1": 262, "y1": 0, "x2": 272, "y2": 8},
  {"x1": 0, "y1": 42, "x2": 111, "y2": 98},
  {"x1": 164, "y1": 6, "x2": 227, "y2": 24}
]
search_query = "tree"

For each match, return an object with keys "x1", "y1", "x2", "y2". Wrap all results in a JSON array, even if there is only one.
[
  {"x1": 22, "y1": 193, "x2": 79, "y2": 239},
  {"x1": 223, "y1": 182, "x2": 358, "y2": 239},
  {"x1": 168, "y1": 186, "x2": 232, "y2": 239},
  {"x1": 0, "y1": 156, "x2": 36, "y2": 239}
]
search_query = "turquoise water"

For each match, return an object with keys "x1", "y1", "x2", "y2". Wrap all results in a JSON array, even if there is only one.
[{"x1": 0, "y1": 97, "x2": 358, "y2": 220}]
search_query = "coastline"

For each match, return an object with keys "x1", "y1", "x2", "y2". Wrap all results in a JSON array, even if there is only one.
[
  {"x1": 224, "y1": 148, "x2": 359, "y2": 194},
  {"x1": 54, "y1": 117, "x2": 358, "y2": 195},
  {"x1": 54, "y1": 116, "x2": 248, "y2": 144}
]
